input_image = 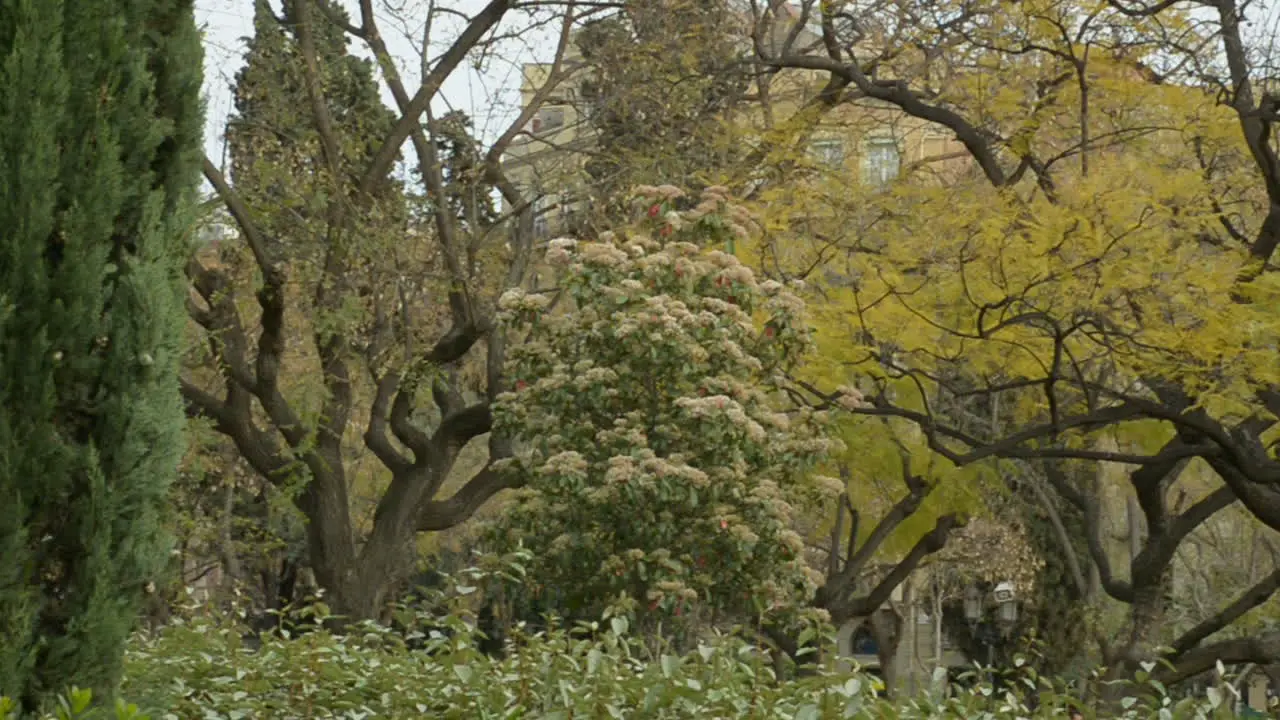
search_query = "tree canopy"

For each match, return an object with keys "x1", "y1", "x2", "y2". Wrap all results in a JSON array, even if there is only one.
[{"x1": 745, "y1": 0, "x2": 1280, "y2": 681}]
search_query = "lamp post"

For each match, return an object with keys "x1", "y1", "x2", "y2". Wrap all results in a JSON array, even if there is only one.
[
  {"x1": 962, "y1": 582, "x2": 1018, "y2": 684},
  {"x1": 993, "y1": 581, "x2": 1018, "y2": 630}
]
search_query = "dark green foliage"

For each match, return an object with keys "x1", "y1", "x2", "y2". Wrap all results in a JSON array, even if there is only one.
[
  {"x1": 575, "y1": 0, "x2": 749, "y2": 220},
  {"x1": 229, "y1": 0, "x2": 401, "y2": 246},
  {"x1": 1010, "y1": 473, "x2": 1092, "y2": 679},
  {"x1": 0, "y1": 0, "x2": 202, "y2": 710},
  {"x1": 431, "y1": 110, "x2": 500, "y2": 234}
]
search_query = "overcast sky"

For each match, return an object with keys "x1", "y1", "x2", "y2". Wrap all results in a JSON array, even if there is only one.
[{"x1": 194, "y1": 0, "x2": 558, "y2": 175}]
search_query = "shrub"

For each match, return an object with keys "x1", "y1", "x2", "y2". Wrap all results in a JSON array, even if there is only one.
[
  {"x1": 488, "y1": 185, "x2": 841, "y2": 633},
  {"x1": 1, "y1": 598, "x2": 1251, "y2": 719}
]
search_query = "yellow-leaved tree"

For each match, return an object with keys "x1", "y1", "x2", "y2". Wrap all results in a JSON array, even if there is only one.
[{"x1": 746, "y1": 0, "x2": 1280, "y2": 685}]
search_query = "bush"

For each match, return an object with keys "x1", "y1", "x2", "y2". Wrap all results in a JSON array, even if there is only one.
[
  {"x1": 1, "y1": 564, "x2": 1252, "y2": 719},
  {"x1": 4, "y1": 606, "x2": 1250, "y2": 720},
  {"x1": 489, "y1": 185, "x2": 842, "y2": 632}
]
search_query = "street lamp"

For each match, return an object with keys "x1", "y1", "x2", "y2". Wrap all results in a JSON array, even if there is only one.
[
  {"x1": 993, "y1": 581, "x2": 1018, "y2": 629},
  {"x1": 962, "y1": 582, "x2": 1018, "y2": 682}
]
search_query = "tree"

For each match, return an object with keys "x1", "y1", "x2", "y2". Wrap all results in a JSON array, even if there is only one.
[
  {"x1": 751, "y1": 0, "x2": 1280, "y2": 684},
  {"x1": 182, "y1": 0, "x2": 584, "y2": 621},
  {"x1": 573, "y1": 0, "x2": 752, "y2": 224},
  {"x1": 431, "y1": 110, "x2": 501, "y2": 235},
  {"x1": 0, "y1": 0, "x2": 202, "y2": 709},
  {"x1": 228, "y1": 0, "x2": 403, "y2": 253},
  {"x1": 488, "y1": 185, "x2": 838, "y2": 636},
  {"x1": 207, "y1": 0, "x2": 407, "y2": 610}
]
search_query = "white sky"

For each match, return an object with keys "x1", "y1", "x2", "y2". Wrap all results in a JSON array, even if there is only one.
[{"x1": 195, "y1": 0, "x2": 560, "y2": 176}]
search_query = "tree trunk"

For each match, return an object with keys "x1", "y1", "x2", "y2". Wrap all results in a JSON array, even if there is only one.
[
  {"x1": 219, "y1": 482, "x2": 242, "y2": 597},
  {"x1": 1102, "y1": 572, "x2": 1171, "y2": 699},
  {"x1": 307, "y1": 461, "x2": 458, "y2": 621},
  {"x1": 869, "y1": 608, "x2": 904, "y2": 697}
]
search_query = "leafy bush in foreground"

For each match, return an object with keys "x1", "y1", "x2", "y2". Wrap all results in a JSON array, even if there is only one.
[
  {"x1": 0, "y1": 562, "x2": 1255, "y2": 718},
  {"x1": 2, "y1": 605, "x2": 1251, "y2": 720}
]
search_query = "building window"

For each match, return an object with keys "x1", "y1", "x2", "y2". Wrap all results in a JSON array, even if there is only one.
[
  {"x1": 862, "y1": 137, "x2": 901, "y2": 188},
  {"x1": 530, "y1": 106, "x2": 565, "y2": 135},
  {"x1": 850, "y1": 624, "x2": 879, "y2": 655},
  {"x1": 809, "y1": 138, "x2": 844, "y2": 168}
]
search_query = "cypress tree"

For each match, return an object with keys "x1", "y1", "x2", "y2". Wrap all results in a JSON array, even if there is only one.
[
  {"x1": 229, "y1": 0, "x2": 401, "y2": 242},
  {"x1": 0, "y1": 0, "x2": 203, "y2": 710},
  {"x1": 575, "y1": 0, "x2": 749, "y2": 220}
]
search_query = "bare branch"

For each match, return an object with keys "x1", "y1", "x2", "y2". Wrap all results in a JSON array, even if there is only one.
[
  {"x1": 360, "y1": 0, "x2": 514, "y2": 195},
  {"x1": 1158, "y1": 629, "x2": 1280, "y2": 686},
  {"x1": 829, "y1": 514, "x2": 963, "y2": 623},
  {"x1": 417, "y1": 463, "x2": 523, "y2": 531},
  {"x1": 1170, "y1": 567, "x2": 1280, "y2": 657}
]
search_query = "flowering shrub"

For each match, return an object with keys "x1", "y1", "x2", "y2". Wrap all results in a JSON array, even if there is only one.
[{"x1": 488, "y1": 185, "x2": 841, "y2": 628}]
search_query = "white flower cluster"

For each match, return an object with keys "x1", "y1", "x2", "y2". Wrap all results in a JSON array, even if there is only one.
[
  {"x1": 536, "y1": 450, "x2": 589, "y2": 480},
  {"x1": 632, "y1": 184, "x2": 686, "y2": 201},
  {"x1": 675, "y1": 395, "x2": 768, "y2": 442},
  {"x1": 810, "y1": 475, "x2": 847, "y2": 497},
  {"x1": 580, "y1": 242, "x2": 630, "y2": 268},
  {"x1": 497, "y1": 288, "x2": 551, "y2": 315},
  {"x1": 546, "y1": 236, "x2": 578, "y2": 266}
]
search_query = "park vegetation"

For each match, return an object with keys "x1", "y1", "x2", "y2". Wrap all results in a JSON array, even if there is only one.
[
  {"x1": 0, "y1": 0, "x2": 203, "y2": 712},
  {"x1": 3, "y1": 0, "x2": 1280, "y2": 714}
]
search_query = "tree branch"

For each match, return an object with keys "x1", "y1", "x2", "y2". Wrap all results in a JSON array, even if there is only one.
[
  {"x1": 1025, "y1": 469, "x2": 1090, "y2": 597},
  {"x1": 1169, "y1": 567, "x2": 1280, "y2": 657},
  {"x1": 359, "y1": 0, "x2": 514, "y2": 195},
  {"x1": 1157, "y1": 630, "x2": 1280, "y2": 686},
  {"x1": 829, "y1": 514, "x2": 962, "y2": 623},
  {"x1": 200, "y1": 157, "x2": 305, "y2": 449},
  {"x1": 1135, "y1": 486, "x2": 1236, "y2": 589},
  {"x1": 756, "y1": 50, "x2": 1010, "y2": 187},
  {"x1": 1043, "y1": 463, "x2": 1135, "y2": 602},
  {"x1": 365, "y1": 371, "x2": 413, "y2": 474},
  {"x1": 417, "y1": 463, "x2": 523, "y2": 531},
  {"x1": 828, "y1": 454, "x2": 933, "y2": 594}
]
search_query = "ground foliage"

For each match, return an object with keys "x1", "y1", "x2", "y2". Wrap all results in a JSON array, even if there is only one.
[{"x1": 0, "y1": 590, "x2": 1256, "y2": 720}]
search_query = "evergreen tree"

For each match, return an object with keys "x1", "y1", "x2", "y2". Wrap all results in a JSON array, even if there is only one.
[
  {"x1": 432, "y1": 110, "x2": 500, "y2": 235},
  {"x1": 0, "y1": 0, "x2": 203, "y2": 710},
  {"x1": 229, "y1": 0, "x2": 402, "y2": 250},
  {"x1": 575, "y1": 0, "x2": 749, "y2": 221}
]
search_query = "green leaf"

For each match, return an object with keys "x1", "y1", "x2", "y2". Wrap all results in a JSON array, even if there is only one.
[
  {"x1": 1205, "y1": 686, "x2": 1222, "y2": 709},
  {"x1": 795, "y1": 705, "x2": 821, "y2": 720},
  {"x1": 610, "y1": 616, "x2": 629, "y2": 637},
  {"x1": 660, "y1": 654, "x2": 679, "y2": 678}
]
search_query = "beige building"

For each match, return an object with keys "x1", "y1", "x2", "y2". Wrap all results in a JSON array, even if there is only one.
[{"x1": 500, "y1": 9, "x2": 968, "y2": 240}]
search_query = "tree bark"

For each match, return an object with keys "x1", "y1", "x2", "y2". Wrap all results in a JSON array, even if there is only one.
[{"x1": 869, "y1": 608, "x2": 903, "y2": 697}]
